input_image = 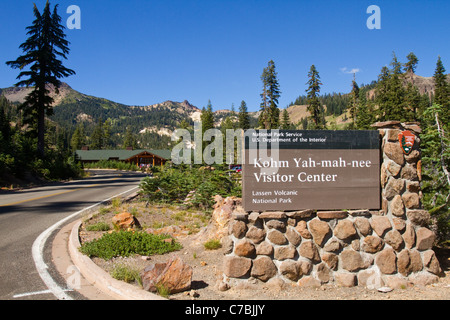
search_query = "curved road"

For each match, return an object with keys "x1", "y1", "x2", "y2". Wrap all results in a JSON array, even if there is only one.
[{"x1": 0, "y1": 170, "x2": 147, "y2": 300}]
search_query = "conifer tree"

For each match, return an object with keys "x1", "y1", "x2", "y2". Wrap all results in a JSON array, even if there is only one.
[
  {"x1": 238, "y1": 100, "x2": 250, "y2": 130},
  {"x1": 70, "y1": 123, "x2": 86, "y2": 151},
  {"x1": 433, "y1": 56, "x2": 450, "y2": 123},
  {"x1": 349, "y1": 79, "x2": 359, "y2": 127},
  {"x1": 306, "y1": 65, "x2": 325, "y2": 129},
  {"x1": 281, "y1": 109, "x2": 291, "y2": 129},
  {"x1": 6, "y1": 1, "x2": 75, "y2": 158},
  {"x1": 404, "y1": 52, "x2": 419, "y2": 74},
  {"x1": 259, "y1": 60, "x2": 281, "y2": 129}
]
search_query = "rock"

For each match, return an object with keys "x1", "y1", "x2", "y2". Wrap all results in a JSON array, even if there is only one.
[
  {"x1": 230, "y1": 220, "x2": 247, "y2": 239},
  {"x1": 354, "y1": 217, "x2": 372, "y2": 236},
  {"x1": 112, "y1": 212, "x2": 140, "y2": 230},
  {"x1": 274, "y1": 246, "x2": 296, "y2": 261},
  {"x1": 423, "y1": 250, "x2": 442, "y2": 275},
  {"x1": 285, "y1": 209, "x2": 315, "y2": 219},
  {"x1": 321, "y1": 252, "x2": 338, "y2": 270},
  {"x1": 385, "y1": 229, "x2": 404, "y2": 251},
  {"x1": 259, "y1": 211, "x2": 287, "y2": 219},
  {"x1": 245, "y1": 226, "x2": 266, "y2": 244},
  {"x1": 384, "y1": 141, "x2": 405, "y2": 166},
  {"x1": 362, "y1": 235, "x2": 384, "y2": 253},
  {"x1": 267, "y1": 229, "x2": 288, "y2": 245},
  {"x1": 334, "y1": 220, "x2": 357, "y2": 241},
  {"x1": 416, "y1": 227, "x2": 435, "y2": 251},
  {"x1": 309, "y1": 219, "x2": 331, "y2": 246},
  {"x1": 285, "y1": 227, "x2": 302, "y2": 246},
  {"x1": 223, "y1": 256, "x2": 252, "y2": 278},
  {"x1": 265, "y1": 219, "x2": 286, "y2": 231},
  {"x1": 140, "y1": 257, "x2": 193, "y2": 294},
  {"x1": 279, "y1": 260, "x2": 301, "y2": 281},
  {"x1": 409, "y1": 273, "x2": 439, "y2": 286},
  {"x1": 255, "y1": 241, "x2": 274, "y2": 256},
  {"x1": 392, "y1": 217, "x2": 406, "y2": 232},
  {"x1": 251, "y1": 256, "x2": 277, "y2": 282},
  {"x1": 341, "y1": 250, "x2": 364, "y2": 272},
  {"x1": 383, "y1": 178, "x2": 405, "y2": 200},
  {"x1": 402, "y1": 193, "x2": 420, "y2": 209},
  {"x1": 371, "y1": 216, "x2": 392, "y2": 237},
  {"x1": 298, "y1": 241, "x2": 321, "y2": 263},
  {"x1": 398, "y1": 249, "x2": 423, "y2": 276},
  {"x1": 297, "y1": 276, "x2": 321, "y2": 288},
  {"x1": 401, "y1": 164, "x2": 418, "y2": 181},
  {"x1": 386, "y1": 159, "x2": 402, "y2": 176},
  {"x1": 376, "y1": 248, "x2": 397, "y2": 274},
  {"x1": 316, "y1": 263, "x2": 331, "y2": 283},
  {"x1": 317, "y1": 211, "x2": 348, "y2": 219},
  {"x1": 295, "y1": 220, "x2": 312, "y2": 239},
  {"x1": 403, "y1": 223, "x2": 416, "y2": 249},
  {"x1": 406, "y1": 210, "x2": 430, "y2": 226},
  {"x1": 390, "y1": 195, "x2": 405, "y2": 217},
  {"x1": 335, "y1": 272, "x2": 356, "y2": 287},
  {"x1": 234, "y1": 239, "x2": 256, "y2": 258},
  {"x1": 323, "y1": 237, "x2": 342, "y2": 252}
]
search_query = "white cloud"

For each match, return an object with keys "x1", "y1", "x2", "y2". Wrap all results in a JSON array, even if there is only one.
[{"x1": 340, "y1": 67, "x2": 361, "y2": 74}]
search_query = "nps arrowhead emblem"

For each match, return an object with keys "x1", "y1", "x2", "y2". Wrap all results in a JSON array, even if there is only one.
[{"x1": 398, "y1": 130, "x2": 415, "y2": 155}]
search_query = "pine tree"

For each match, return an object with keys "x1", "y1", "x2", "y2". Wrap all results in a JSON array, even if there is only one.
[
  {"x1": 90, "y1": 119, "x2": 104, "y2": 150},
  {"x1": 306, "y1": 65, "x2": 325, "y2": 129},
  {"x1": 201, "y1": 100, "x2": 215, "y2": 133},
  {"x1": 258, "y1": 60, "x2": 281, "y2": 129},
  {"x1": 281, "y1": 109, "x2": 291, "y2": 129},
  {"x1": 123, "y1": 127, "x2": 139, "y2": 149},
  {"x1": 238, "y1": 100, "x2": 250, "y2": 130},
  {"x1": 70, "y1": 123, "x2": 86, "y2": 151},
  {"x1": 404, "y1": 52, "x2": 419, "y2": 74},
  {"x1": 349, "y1": 79, "x2": 359, "y2": 127},
  {"x1": 6, "y1": 1, "x2": 75, "y2": 158},
  {"x1": 433, "y1": 56, "x2": 450, "y2": 123}
]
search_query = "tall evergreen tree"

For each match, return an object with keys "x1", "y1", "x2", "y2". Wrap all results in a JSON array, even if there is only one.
[
  {"x1": 259, "y1": 60, "x2": 281, "y2": 129},
  {"x1": 404, "y1": 52, "x2": 419, "y2": 74},
  {"x1": 306, "y1": 65, "x2": 325, "y2": 129},
  {"x1": 349, "y1": 79, "x2": 360, "y2": 127},
  {"x1": 281, "y1": 109, "x2": 291, "y2": 129},
  {"x1": 6, "y1": 1, "x2": 75, "y2": 158},
  {"x1": 70, "y1": 123, "x2": 86, "y2": 151},
  {"x1": 238, "y1": 100, "x2": 250, "y2": 130},
  {"x1": 433, "y1": 56, "x2": 450, "y2": 123}
]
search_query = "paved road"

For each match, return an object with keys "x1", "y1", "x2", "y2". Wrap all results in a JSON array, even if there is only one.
[{"x1": 0, "y1": 170, "x2": 147, "y2": 300}]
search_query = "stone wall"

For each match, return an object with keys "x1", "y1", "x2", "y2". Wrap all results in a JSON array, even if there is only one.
[{"x1": 221, "y1": 122, "x2": 442, "y2": 289}]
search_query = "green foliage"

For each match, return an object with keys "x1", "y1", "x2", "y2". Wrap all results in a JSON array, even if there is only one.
[
  {"x1": 259, "y1": 60, "x2": 281, "y2": 129},
  {"x1": 139, "y1": 166, "x2": 241, "y2": 210},
  {"x1": 6, "y1": 1, "x2": 75, "y2": 157},
  {"x1": 85, "y1": 222, "x2": 111, "y2": 231},
  {"x1": 306, "y1": 65, "x2": 326, "y2": 129},
  {"x1": 110, "y1": 264, "x2": 142, "y2": 285},
  {"x1": 79, "y1": 230, "x2": 182, "y2": 260},
  {"x1": 204, "y1": 239, "x2": 222, "y2": 250},
  {"x1": 420, "y1": 103, "x2": 450, "y2": 244},
  {"x1": 83, "y1": 160, "x2": 139, "y2": 171}
]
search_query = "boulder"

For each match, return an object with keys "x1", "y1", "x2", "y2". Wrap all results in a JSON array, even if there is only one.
[
  {"x1": 140, "y1": 257, "x2": 193, "y2": 294},
  {"x1": 112, "y1": 212, "x2": 140, "y2": 230}
]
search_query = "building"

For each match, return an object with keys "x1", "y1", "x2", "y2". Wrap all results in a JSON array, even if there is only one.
[{"x1": 75, "y1": 149, "x2": 171, "y2": 167}]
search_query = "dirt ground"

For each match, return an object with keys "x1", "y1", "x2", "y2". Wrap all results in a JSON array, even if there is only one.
[{"x1": 79, "y1": 199, "x2": 450, "y2": 300}]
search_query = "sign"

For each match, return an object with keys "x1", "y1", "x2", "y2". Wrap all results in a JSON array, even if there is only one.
[
  {"x1": 242, "y1": 130, "x2": 380, "y2": 211},
  {"x1": 398, "y1": 130, "x2": 415, "y2": 155}
]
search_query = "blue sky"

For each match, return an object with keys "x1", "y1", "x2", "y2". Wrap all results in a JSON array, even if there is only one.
[{"x1": 0, "y1": 0, "x2": 449, "y2": 112}]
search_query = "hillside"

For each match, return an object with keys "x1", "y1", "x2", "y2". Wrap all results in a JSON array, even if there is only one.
[{"x1": 1, "y1": 72, "x2": 447, "y2": 148}]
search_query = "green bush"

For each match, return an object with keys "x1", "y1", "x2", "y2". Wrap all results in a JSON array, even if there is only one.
[
  {"x1": 79, "y1": 231, "x2": 182, "y2": 260},
  {"x1": 139, "y1": 166, "x2": 241, "y2": 210},
  {"x1": 84, "y1": 160, "x2": 139, "y2": 171}
]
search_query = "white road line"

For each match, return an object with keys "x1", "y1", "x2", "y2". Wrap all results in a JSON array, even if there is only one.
[
  {"x1": 31, "y1": 186, "x2": 139, "y2": 300},
  {"x1": 13, "y1": 289, "x2": 73, "y2": 299}
]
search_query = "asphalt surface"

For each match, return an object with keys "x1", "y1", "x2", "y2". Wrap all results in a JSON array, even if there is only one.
[{"x1": 0, "y1": 170, "x2": 147, "y2": 300}]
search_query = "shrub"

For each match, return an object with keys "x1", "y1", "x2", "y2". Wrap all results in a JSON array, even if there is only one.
[
  {"x1": 204, "y1": 239, "x2": 222, "y2": 250},
  {"x1": 79, "y1": 231, "x2": 182, "y2": 260},
  {"x1": 85, "y1": 222, "x2": 111, "y2": 231},
  {"x1": 139, "y1": 166, "x2": 241, "y2": 210}
]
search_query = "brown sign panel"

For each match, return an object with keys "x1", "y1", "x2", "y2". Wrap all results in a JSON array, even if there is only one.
[{"x1": 242, "y1": 130, "x2": 380, "y2": 211}]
